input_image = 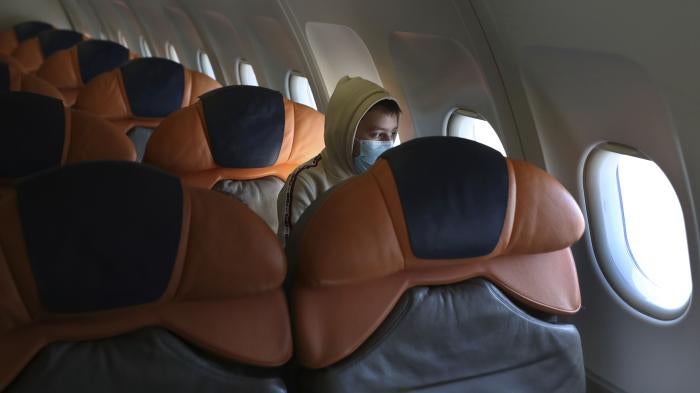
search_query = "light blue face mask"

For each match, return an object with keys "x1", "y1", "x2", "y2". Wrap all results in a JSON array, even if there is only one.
[{"x1": 353, "y1": 139, "x2": 394, "y2": 173}]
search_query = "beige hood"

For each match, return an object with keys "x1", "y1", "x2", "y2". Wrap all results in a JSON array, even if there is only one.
[{"x1": 320, "y1": 76, "x2": 397, "y2": 183}]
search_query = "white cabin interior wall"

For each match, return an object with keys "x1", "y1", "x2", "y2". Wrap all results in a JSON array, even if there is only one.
[
  {"x1": 0, "y1": 0, "x2": 70, "y2": 30},
  {"x1": 85, "y1": 0, "x2": 120, "y2": 41},
  {"x1": 469, "y1": 1, "x2": 700, "y2": 392},
  {"x1": 120, "y1": 0, "x2": 195, "y2": 66},
  {"x1": 178, "y1": 0, "x2": 307, "y2": 92},
  {"x1": 60, "y1": 0, "x2": 103, "y2": 37},
  {"x1": 110, "y1": 1, "x2": 147, "y2": 51}
]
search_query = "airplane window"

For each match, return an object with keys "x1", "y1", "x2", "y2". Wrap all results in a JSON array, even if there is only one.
[
  {"x1": 197, "y1": 51, "x2": 216, "y2": 80},
  {"x1": 238, "y1": 60, "x2": 259, "y2": 86},
  {"x1": 117, "y1": 30, "x2": 128, "y2": 48},
  {"x1": 139, "y1": 36, "x2": 152, "y2": 57},
  {"x1": 586, "y1": 145, "x2": 692, "y2": 320},
  {"x1": 288, "y1": 72, "x2": 317, "y2": 110},
  {"x1": 446, "y1": 109, "x2": 506, "y2": 156},
  {"x1": 165, "y1": 42, "x2": 180, "y2": 63}
]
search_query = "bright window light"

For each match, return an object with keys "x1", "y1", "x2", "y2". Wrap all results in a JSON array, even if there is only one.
[
  {"x1": 617, "y1": 155, "x2": 692, "y2": 301},
  {"x1": 198, "y1": 51, "x2": 216, "y2": 79},
  {"x1": 447, "y1": 110, "x2": 506, "y2": 156},
  {"x1": 117, "y1": 30, "x2": 128, "y2": 48},
  {"x1": 139, "y1": 36, "x2": 152, "y2": 57},
  {"x1": 238, "y1": 61, "x2": 259, "y2": 86},
  {"x1": 165, "y1": 42, "x2": 180, "y2": 63},
  {"x1": 586, "y1": 146, "x2": 692, "y2": 319},
  {"x1": 288, "y1": 73, "x2": 317, "y2": 110}
]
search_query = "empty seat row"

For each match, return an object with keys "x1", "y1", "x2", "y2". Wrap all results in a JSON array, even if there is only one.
[
  {"x1": 0, "y1": 21, "x2": 53, "y2": 56},
  {"x1": 0, "y1": 85, "x2": 324, "y2": 232},
  {"x1": 36, "y1": 39, "x2": 138, "y2": 105},
  {"x1": 0, "y1": 137, "x2": 586, "y2": 392},
  {"x1": 0, "y1": 22, "x2": 215, "y2": 116},
  {"x1": 74, "y1": 57, "x2": 221, "y2": 158},
  {"x1": 145, "y1": 85, "x2": 325, "y2": 229},
  {"x1": 0, "y1": 27, "x2": 316, "y2": 229},
  {"x1": 0, "y1": 92, "x2": 135, "y2": 195},
  {"x1": 12, "y1": 29, "x2": 85, "y2": 72}
]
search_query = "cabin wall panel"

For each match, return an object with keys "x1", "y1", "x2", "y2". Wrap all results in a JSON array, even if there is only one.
[
  {"x1": 177, "y1": 0, "x2": 306, "y2": 92},
  {"x1": 469, "y1": 1, "x2": 700, "y2": 392},
  {"x1": 0, "y1": 0, "x2": 71, "y2": 30}
]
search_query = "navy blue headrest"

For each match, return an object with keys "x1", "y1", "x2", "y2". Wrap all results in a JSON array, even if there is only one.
[
  {"x1": 120, "y1": 58, "x2": 184, "y2": 118},
  {"x1": 0, "y1": 62, "x2": 9, "y2": 91},
  {"x1": 37, "y1": 29, "x2": 83, "y2": 58},
  {"x1": 380, "y1": 137, "x2": 509, "y2": 259},
  {"x1": 0, "y1": 92, "x2": 65, "y2": 179},
  {"x1": 77, "y1": 40, "x2": 130, "y2": 84},
  {"x1": 13, "y1": 21, "x2": 52, "y2": 42},
  {"x1": 16, "y1": 161, "x2": 183, "y2": 313},
  {"x1": 199, "y1": 85, "x2": 285, "y2": 168}
]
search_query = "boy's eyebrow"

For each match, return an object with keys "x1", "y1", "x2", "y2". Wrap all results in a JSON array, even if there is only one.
[{"x1": 374, "y1": 126, "x2": 398, "y2": 132}]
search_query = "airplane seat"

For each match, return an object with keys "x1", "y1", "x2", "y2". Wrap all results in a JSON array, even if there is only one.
[
  {"x1": 143, "y1": 85, "x2": 325, "y2": 231},
  {"x1": 289, "y1": 137, "x2": 587, "y2": 392},
  {"x1": 0, "y1": 54, "x2": 63, "y2": 100},
  {"x1": 11, "y1": 29, "x2": 85, "y2": 73},
  {"x1": 0, "y1": 161, "x2": 292, "y2": 392},
  {"x1": 0, "y1": 92, "x2": 136, "y2": 195},
  {"x1": 73, "y1": 57, "x2": 222, "y2": 161},
  {"x1": 36, "y1": 40, "x2": 137, "y2": 106},
  {"x1": 0, "y1": 21, "x2": 53, "y2": 56}
]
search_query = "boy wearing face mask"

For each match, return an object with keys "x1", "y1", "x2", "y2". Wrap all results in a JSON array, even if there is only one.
[{"x1": 277, "y1": 76, "x2": 400, "y2": 245}]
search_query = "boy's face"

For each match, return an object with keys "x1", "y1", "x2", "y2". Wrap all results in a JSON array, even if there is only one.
[{"x1": 352, "y1": 108, "x2": 399, "y2": 157}]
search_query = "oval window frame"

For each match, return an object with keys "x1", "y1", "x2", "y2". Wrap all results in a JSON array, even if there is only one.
[
  {"x1": 584, "y1": 143, "x2": 692, "y2": 320},
  {"x1": 444, "y1": 108, "x2": 507, "y2": 156},
  {"x1": 197, "y1": 50, "x2": 216, "y2": 79},
  {"x1": 237, "y1": 59, "x2": 259, "y2": 86},
  {"x1": 165, "y1": 42, "x2": 180, "y2": 63},
  {"x1": 286, "y1": 71, "x2": 317, "y2": 110}
]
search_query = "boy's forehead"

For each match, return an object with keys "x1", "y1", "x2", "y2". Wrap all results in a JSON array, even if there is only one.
[{"x1": 360, "y1": 108, "x2": 399, "y2": 128}]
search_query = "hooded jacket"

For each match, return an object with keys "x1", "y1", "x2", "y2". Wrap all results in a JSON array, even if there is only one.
[{"x1": 277, "y1": 76, "x2": 397, "y2": 244}]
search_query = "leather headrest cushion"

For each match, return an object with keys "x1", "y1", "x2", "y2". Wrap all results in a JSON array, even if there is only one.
[
  {"x1": 13, "y1": 21, "x2": 53, "y2": 42},
  {"x1": 73, "y1": 58, "x2": 222, "y2": 132},
  {"x1": 18, "y1": 162, "x2": 183, "y2": 312},
  {"x1": 298, "y1": 137, "x2": 585, "y2": 283},
  {"x1": 36, "y1": 29, "x2": 83, "y2": 59},
  {"x1": 201, "y1": 86, "x2": 285, "y2": 168},
  {"x1": 12, "y1": 29, "x2": 84, "y2": 72},
  {"x1": 77, "y1": 40, "x2": 131, "y2": 84},
  {"x1": 0, "y1": 92, "x2": 65, "y2": 178},
  {"x1": 382, "y1": 137, "x2": 509, "y2": 258},
  {"x1": 0, "y1": 53, "x2": 25, "y2": 78},
  {"x1": 0, "y1": 161, "x2": 291, "y2": 389},
  {"x1": 145, "y1": 85, "x2": 325, "y2": 187},
  {"x1": 292, "y1": 137, "x2": 585, "y2": 368},
  {"x1": 0, "y1": 92, "x2": 136, "y2": 182},
  {"x1": 35, "y1": 40, "x2": 134, "y2": 105},
  {"x1": 0, "y1": 55, "x2": 64, "y2": 100},
  {"x1": 0, "y1": 22, "x2": 52, "y2": 55},
  {"x1": 121, "y1": 58, "x2": 185, "y2": 117}
]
